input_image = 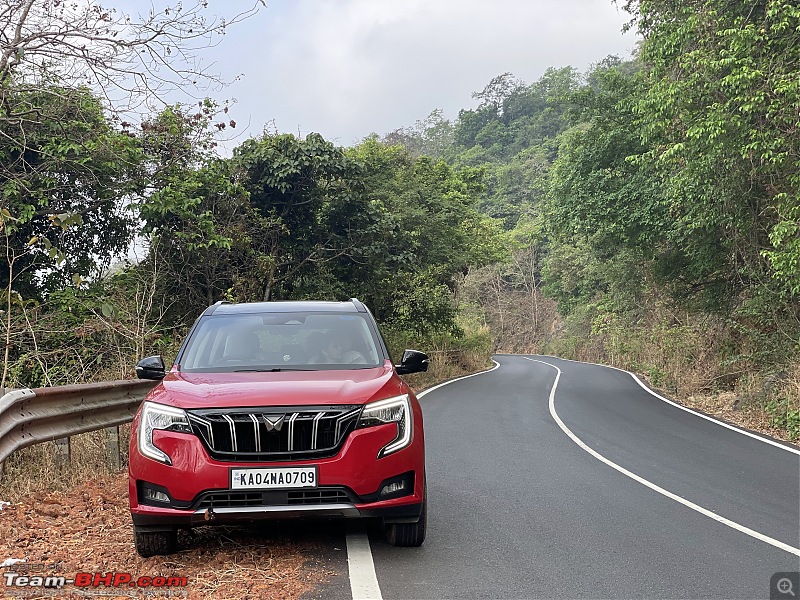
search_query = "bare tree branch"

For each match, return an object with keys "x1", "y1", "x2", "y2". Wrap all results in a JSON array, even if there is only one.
[{"x1": 1, "y1": 0, "x2": 263, "y2": 121}]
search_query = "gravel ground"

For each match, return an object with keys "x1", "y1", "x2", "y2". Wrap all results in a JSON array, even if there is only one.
[{"x1": 0, "y1": 473, "x2": 333, "y2": 599}]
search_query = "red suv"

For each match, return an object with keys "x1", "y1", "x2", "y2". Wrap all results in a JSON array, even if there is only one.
[{"x1": 129, "y1": 299, "x2": 429, "y2": 556}]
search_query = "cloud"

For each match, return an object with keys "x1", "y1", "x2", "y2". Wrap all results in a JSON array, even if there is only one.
[{"x1": 217, "y1": 0, "x2": 637, "y2": 145}]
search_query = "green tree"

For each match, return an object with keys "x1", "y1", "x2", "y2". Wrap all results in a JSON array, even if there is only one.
[
  {"x1": 0, "y1": 85, "x2": 142, "y2": 297},
  {"x1": 382, "y1": 109, "x2": 455, "y2": 159},
  {"x1": 547, "y1": 60, "x2": 665, "y2": 252},
  {"x1": 0, "y1": 0, "x2": 262, "y2": 294},
  {"x1": 346, "y1": 138, "x2": 504, "y2": 331},
  {"x1": 234, "y1": 132, "x2": 371, "y2": 301},
  {"x1": 623, "y1": 0, "x2": 800, "y2": 300}
]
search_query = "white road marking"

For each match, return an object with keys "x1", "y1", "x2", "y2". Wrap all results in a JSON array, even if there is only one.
[
  {"x1": 528, "y1": 353, "x2": 800, "y2": 455},
  {"x1": 346, "y1": 527, "x2": 382, "y2": 600},
  {"x1": 626, "y1": 371, "x2": 800, "y2": 454},
  {"x1": 417, "y1": 359, "x2": 501, "y2": 398},
  {"x1": 345, "y1": 360, "x2": 501, "y2": 599},
  {"x1": 524, "y1": 357, "x2": 800, "y2": 557}
]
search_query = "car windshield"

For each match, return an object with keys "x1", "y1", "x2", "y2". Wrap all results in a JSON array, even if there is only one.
[{"x1": 178, "y1": 312, "x2": 384, "y2": 372}]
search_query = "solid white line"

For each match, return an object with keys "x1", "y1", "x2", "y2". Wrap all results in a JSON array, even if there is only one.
[
  {"x1": 524, "y1": 357, "x2": 800, "y2": 557},
  {"x1": 345, "y1": 360, "x2": 501, "y2": 600},
  {"x1": 626, "y1": 371, "x2": 800, "y2": 454},
  {"x1": 526, "y1": 354, "x2": 800, "y2": 455},
  {"x1": 346, "y1": 527, "x2": 382, "y2": 600},
  {"x1": 417, "y1": 360, "x2": 501, "y2": 398}
]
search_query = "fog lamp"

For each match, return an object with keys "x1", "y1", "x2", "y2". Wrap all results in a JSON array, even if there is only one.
[
  {"x1": 143, "y1": 488, "x2": 170, "y2": 503},
  {"x1": 381, "y1": 481, "x2": 407, "y2": 496}
]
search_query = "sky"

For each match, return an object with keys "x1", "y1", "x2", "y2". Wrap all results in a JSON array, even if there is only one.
[{"x1": 131, "y1": 0, "x2": 639, "y2": 147}]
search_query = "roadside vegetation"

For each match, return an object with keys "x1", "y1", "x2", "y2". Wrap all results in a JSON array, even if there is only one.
[
  {"x1": 1, "y1": 0, "x2": 798, "y2": 496},
  {"x1": 427, "y1": 0, "x2": 799, "y2": 442}
]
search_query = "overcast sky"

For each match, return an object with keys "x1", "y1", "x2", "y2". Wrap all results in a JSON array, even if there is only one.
[{"x1": 167, "y1": 0, "x2": 638, "y2": 147}]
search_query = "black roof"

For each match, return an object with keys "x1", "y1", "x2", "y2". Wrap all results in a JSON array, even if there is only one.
[{"x1": 204, "y1": 298, "x2": 367, "y2": 316}]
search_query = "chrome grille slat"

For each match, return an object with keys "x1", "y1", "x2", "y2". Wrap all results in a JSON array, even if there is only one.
[
  {"x1": 335, "y1": 409, "x2": 360, "y2": 441},
  {"x1": 311, "y1": 412, "x2": 325, "y2": 450},
  {"x1": 186, "y1": 406, "x2": 361, "y2": 461},
  {"x1": 222, "y1": 414, "x2": 237, "y2": 452},
  {"x1": 190, "y1": 414, "x2": 215, "y2": 448},
  {"x1": 249, "y1": 414, "x2": 261, "y2": 453},
  {"x1": 287, "y1": 413, "x2": 299, "y2": 451}
]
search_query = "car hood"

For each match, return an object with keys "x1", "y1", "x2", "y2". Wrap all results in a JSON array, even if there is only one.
[{"x1": 146, "y1": 361, "x2": 405, "y2": 409}]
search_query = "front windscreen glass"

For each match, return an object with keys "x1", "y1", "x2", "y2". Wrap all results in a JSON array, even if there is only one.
[{"x1": 178, "y1": 312, "x2": 383, "y2": 372}]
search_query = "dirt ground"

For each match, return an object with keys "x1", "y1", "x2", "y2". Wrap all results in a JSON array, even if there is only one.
[{"x1": 0, "y1": 473, "x2": 334, "y2": 599}]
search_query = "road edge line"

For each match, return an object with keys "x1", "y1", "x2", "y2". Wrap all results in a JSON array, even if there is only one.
[
  {"x1": 524, "y1": 353, "x2": 800, "y2": 455},
  {"x1": 417, "y1": 360, "x2": 501, "y2": 398},
  {"x1": 345, "y1": 359, "x2": 501, "y2": 600},
  {"x1": 346, "y1": 525, "x2": 382, "y2": 600},
  {"x1": 525, "y1": 357, "x2": 800, "y2": 557}
]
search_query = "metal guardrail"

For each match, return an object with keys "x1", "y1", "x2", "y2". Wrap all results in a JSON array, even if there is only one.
[{"x1": 0, "y1": 380, "x2": 158, "y2": 472}]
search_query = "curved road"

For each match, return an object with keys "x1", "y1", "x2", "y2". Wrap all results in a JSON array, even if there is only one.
[{"x1": 341, "y1": 354, "x2": 800, "y2": 599}]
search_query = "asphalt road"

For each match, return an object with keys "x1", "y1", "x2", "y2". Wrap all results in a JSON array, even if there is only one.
[{"x1": 361, "y1": 355, "x2": 800, "y2": 599}]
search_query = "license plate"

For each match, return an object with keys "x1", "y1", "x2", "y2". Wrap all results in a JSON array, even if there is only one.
[{"x1": 230, "y1": 466, "x2": 318, "y2": 490}]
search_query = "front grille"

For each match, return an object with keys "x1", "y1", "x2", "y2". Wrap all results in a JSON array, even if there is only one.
[
  {"x1": 288, "y1": 489, "x2": 351, "y2": 505},
  {"x1": 186, "y1": 405, "x2": 361, "y2": 461},
  {"x1": 195, "y1": 492, "x2": 263, "y2": 509},
  {"x1": 192, "y1": 487, "x2": 355, "y2": 509}
]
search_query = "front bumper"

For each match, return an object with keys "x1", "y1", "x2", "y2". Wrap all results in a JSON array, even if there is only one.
[
  {"x1": 131, "y1": 499, "x2": 424, "y2": 530},
  {"x1": 130, "y1": 418, "x2": 425, "y2": 529}
]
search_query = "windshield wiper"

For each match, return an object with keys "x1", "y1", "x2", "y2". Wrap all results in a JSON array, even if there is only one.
[{"x1": 233, "y1": 367, "x2": 316, "y2": 372}]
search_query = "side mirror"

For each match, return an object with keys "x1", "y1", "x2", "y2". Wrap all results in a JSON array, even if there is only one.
[
  {"x1": 395, "y1": 349, "x2": 429, "y2": 375},
  {"x1": 136, "y1": 355, "x2": 166, "y2": 380}
]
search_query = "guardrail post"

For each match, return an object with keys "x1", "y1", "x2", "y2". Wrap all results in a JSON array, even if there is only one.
[
  {"x1": 54, "y1": 437, "x2": 70, "y2": 468},
  {"x1": 105, "y1": 426, "x2": 121, "y2": 471},
  {"x1": 0, "y1": 385, "x2": 3, "y2": 481}
]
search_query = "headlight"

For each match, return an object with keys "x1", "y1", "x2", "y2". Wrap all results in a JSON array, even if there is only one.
[
  {"x1": 357, "y1": 394, "x2": 412, "y2": 458},
  {"x1": 138, "y1": 401, "x2": 192, "y2": 465}
]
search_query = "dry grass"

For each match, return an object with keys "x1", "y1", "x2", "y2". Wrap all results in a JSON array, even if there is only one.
[
  {"x1": 402, "y1": 349, "x2": 493, "y2": 392},
  {"x1": 681, "y1": 391, "x2": 794, "y2": 442},
  {"x1": 539, "y1": 295, "x2": 800, "y2": 445},
  {"x1": 0, "y1": 425, "x2": 132, "y2": 503},
  {"x1": 627, "y1": 354, "x2": 799, "y2": 446},
  {"x1": 0, "y1": 473, "x2": 327, "y2": 599}
]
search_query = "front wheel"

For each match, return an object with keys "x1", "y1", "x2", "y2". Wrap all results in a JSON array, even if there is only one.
[
  {"x1": 384, "y1": 486, "x2": 427, "y2": 547},
  {"x1": 134, "y1": 526, "x2": 178, "y2": 557}
]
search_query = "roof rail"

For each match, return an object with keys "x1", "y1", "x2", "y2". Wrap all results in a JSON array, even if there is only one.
[
  {"x1": 206, "y1": 300, "x2": 233, "y2": 315},
  {"x1": 349, "y1": 298, "x2": 367, "y2": 312}
]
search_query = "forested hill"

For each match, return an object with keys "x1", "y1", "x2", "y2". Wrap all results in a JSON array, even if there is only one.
[
  {"x1": 382, "y1": 1, "x2": 800, "y2": 438},
  {"x1": 1, "y1": 1, "x2": 797, "y2": 439}
]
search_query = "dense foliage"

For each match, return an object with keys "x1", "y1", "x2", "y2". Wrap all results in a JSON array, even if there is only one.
[
  {"x1": 2, "y1": 103, "x2": 499, "y2": 387},
  {"x1": 455, "y1": 0, "x2": 798, "y2": 436},
  {"x1": 2, "y1": 0, "x2": 797, "y2": 436}
]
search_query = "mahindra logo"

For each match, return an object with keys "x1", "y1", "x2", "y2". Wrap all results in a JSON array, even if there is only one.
[{"x1": 262, "y1": 415, "x2": 285, "y2": 432}]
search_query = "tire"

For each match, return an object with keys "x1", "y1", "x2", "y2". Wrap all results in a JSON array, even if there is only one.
[
  {"x1": 134, "y1": 527, "x2": 178, "y2": 557},
  {"x1": 384, "y1": 486, "x2": 427, "y2": 547}
]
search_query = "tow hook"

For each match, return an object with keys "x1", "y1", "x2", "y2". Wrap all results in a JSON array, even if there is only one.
[{"x1": 204, "y1": 507, "x2": 215, "y2": 522}]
